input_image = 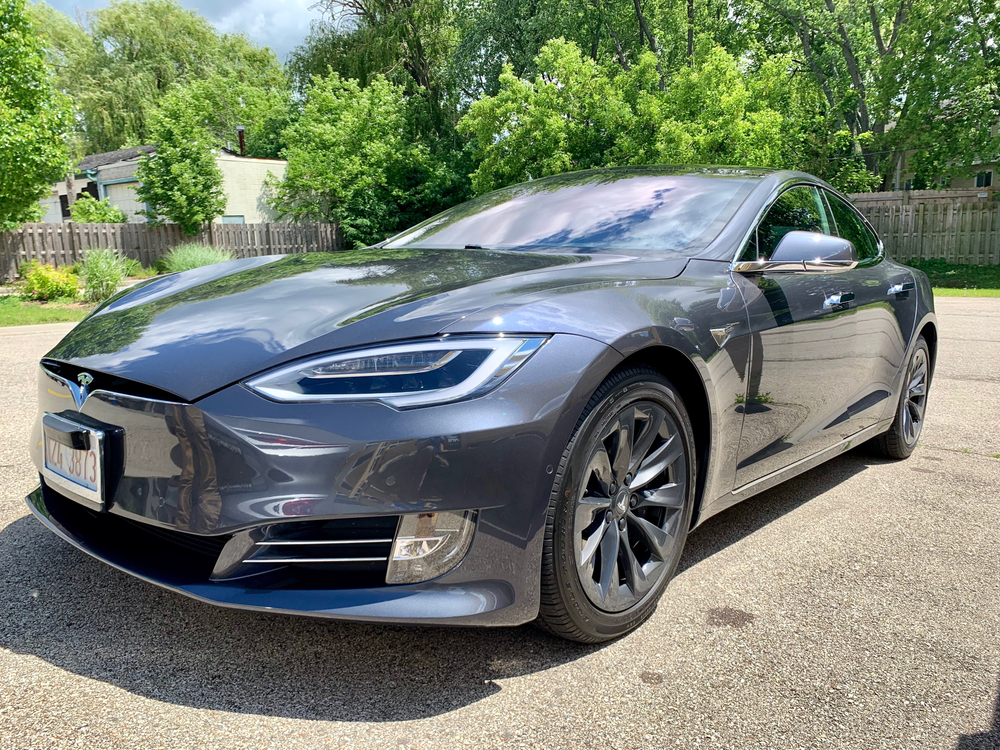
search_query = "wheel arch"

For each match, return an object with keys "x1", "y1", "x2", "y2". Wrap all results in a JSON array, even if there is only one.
[
  {"x1": 612, "y1": 345, "x2": 712, "y2": 529},
  {"x1": 918, "y1": 319, "x2": 938, "y2": 380}
]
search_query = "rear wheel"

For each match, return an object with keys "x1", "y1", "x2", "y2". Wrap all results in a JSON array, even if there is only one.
[
  {"x1": 537, "y1": 366, "x2": 695, "y2": 643},
  {"x1": 871, "y1": 336, "x2": 930, "y2": 459}
]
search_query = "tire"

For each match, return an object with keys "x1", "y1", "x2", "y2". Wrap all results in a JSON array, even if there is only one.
[
  {"x1": 870, "y1": 336, "x2": 931, "y2": 460},
  {"x1": 537, "y1": 366, "x2": 696, "y2": 643}
]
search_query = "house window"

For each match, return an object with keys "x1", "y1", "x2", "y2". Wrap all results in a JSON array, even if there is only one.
[
  {"x1": 975, "y1": 171, "x2": 993, "y2": 188},
  {"x1": 221, "y1": 215, "x2": 245, "y2": 224},
  {"x1": 60, "y1": 182, "x2": 100, "y2": 219}
]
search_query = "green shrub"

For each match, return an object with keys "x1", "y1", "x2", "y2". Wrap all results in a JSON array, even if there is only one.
[
  {"x1": 121, "y1": 257, "x2": 157, "y2": 278},
  {"x1": 159, "y1": 243, "x2": 235, "y2": 273},
  {"x1": 69, "y1": 195, "x2": 128, "y2": 224},
  {"x1": 81, "y1": 249, "x2": 127, "y2": 303},
  {"x1": 23, "y1": 264, "x2": 80, "y2": 301},
  {"x1": 17, "y1": 259, "x2": 39, "y2": 279}
]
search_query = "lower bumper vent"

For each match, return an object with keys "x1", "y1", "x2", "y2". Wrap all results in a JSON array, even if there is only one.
[{"x1": 246, "y1": 517, "x2": 398, "y2": 570}]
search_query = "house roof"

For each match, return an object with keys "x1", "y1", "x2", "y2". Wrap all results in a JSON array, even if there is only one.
[{"x1": 76, "y1": 145, "x2": 156, "y2": 172}]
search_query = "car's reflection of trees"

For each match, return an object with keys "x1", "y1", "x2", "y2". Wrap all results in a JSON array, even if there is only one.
[
  {"x1": 397, "y1": 166, "x2": 758, "y2": 241},
  {"x1": 50, "y1": 248, "x2": 574, "y2": 360}
]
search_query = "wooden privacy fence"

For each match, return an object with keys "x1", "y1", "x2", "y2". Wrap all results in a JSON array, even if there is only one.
[
  {"x1": 0, "y1": 222, "x2": 342, "y2": 282},
  {"x1": 857, "y1": 203, "x2": 1000, "y2": 265}
]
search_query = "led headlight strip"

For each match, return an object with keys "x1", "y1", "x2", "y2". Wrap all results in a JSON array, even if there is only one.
[{"x1": 244, "y1": 336, "x2": 548, "y2": 407}]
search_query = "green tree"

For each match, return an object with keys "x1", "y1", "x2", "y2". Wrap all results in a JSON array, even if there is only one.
[
  {"x1": 459, "y1": 39, "x2": 801, "y2": 194},
  {"x1": 72, "y1": 0, "x2": 224, "y2": 153},
  {"x1": 309, "y1": 0, "x2": 458, "y2": 134},
  {"x1": 152, "y1": 37, "x2": 293, "y2": 160},
  {"x1": 458, "y1": 39, "x2": 629, "y2": 193},
  {"x1": 270, "y1": 72, "x2": 457, "y2": 247},
  {"x1": 0, "y1": 0, "x2": 72, "y2": 230},
  {"x1": 876, "y1": 0, "x2": 998, "y2": 187},
  {"x1": 135, "y1": 94, "x2": 226, "y2": 235},
  {"x1": 69, "y1": 194, "x2": 128, "y2": 223},
  {"x1": 26, "y1": 2, "x2": 89, "y2": 94}
]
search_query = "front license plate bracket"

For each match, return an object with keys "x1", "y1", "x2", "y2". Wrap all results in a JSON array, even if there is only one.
[{"x1": 42, "y1": 413, "x2": 107, "y2": 511}]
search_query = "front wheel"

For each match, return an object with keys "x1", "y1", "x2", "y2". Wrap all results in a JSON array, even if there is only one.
[
  {"x1": 871, "y1": 336, "x2": 931, "y2": 460},
  {"x1": 537, "y1": 366, "x2": 696, "y2": 643}
]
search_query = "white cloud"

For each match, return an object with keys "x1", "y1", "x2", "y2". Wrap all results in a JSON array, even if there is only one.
[{"x1": 198, "y1": 0, "x2": 324, "y2": 60}]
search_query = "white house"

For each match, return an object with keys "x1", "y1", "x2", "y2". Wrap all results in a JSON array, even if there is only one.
[{"x1": 40, "y1": 146, "x2": 287, "y2": 224}]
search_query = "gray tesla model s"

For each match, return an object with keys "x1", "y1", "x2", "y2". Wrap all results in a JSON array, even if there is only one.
[{"x1": 26, "y1": 166, "x2": 935, "y2": 642}]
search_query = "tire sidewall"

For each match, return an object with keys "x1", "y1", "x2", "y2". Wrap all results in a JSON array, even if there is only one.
[
  {"x1": 891, "y1": 338, "x2": 931, "y2": 457},
  {"x1": 548, "y1": 370, "x2": 696, "y2": 640}
]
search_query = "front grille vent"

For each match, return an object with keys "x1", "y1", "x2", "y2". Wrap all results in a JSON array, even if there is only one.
[
  {"x1": 121, "y1": 517, "x2": 231, "y2": 559},
  {"x1": 247, "y1": 516, "x2": 399, "y2": 573},
  {"x1": 41, "y1": 360, "x2": 184, "y2": 404}
]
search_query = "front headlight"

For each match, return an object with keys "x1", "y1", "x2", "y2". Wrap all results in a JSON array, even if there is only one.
[{"x1": 244, "y1": 336, "x2": 547, "y2": 407}]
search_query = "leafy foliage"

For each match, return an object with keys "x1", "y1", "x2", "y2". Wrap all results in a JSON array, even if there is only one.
[
  {"x1": 270, "y1": 72, "x2": 460, "y2": 247},
  {"x1": 148, "y1": 37, "x2": 294, "y2": 160},
  {"x1": 69, "y1": 0, "x2": 227, "y2": 153},
  {"x1": 458, "y1": 39, "x2": 801, "y2": 194},
  {"x1": 69, "y1": 195, "x2": 128, "y2": 223},
  {"x1": 0, "y1": 0, "x2": 72, "y2": 230},
  {"x1": 135, "y1": 96, "x2": 227, "y2": 235},
  {"x1": 20, "y1": 0, "x2": 999, "y2": 240},
  {"x1": 22, "y1": 263, "x2": 80, "y2": 300},
  {"x1": 159, "y1": 243, "x2": 235, "y2": 273},
  {"x1": 81, "y1": 248, "x2": 127, "y2": 302}
]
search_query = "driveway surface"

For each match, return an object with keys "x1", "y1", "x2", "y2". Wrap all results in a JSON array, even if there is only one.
[{"x1": 1, "y1": 299, "x2": 997, "y2": 750}]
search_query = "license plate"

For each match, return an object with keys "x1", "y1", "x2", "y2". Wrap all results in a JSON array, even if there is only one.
[{"x1": 42, "y1": 418, "x2": 105, "y2": 510}]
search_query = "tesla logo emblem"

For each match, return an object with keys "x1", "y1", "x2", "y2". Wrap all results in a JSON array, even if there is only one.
[{"x1": 68, "y1": 372, "x2": 94, "y2": 409}]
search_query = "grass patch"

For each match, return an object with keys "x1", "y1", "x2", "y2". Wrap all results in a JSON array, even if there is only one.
[
  {"x1": 905, "y1": 259, "x2": 1000, "y2": 291},
  {"x1": 0, "y1": 295, "x2": 93, "y2": 327},
  {"x1": 931, "y1": 287, "x2": 1000, "y2": 297}
]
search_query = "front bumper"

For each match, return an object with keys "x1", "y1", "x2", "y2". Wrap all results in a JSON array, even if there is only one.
[
  {"x1": 27, "y1": 334, "x2": 619, "y2": 625},
  {"x1": 26, "y1": 484, "x2": 521, "y2": 624}
]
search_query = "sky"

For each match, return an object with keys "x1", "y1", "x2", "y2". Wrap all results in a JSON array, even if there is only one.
[{"x1": 43, "y1": 0, "x2": 326, "y2": 61}]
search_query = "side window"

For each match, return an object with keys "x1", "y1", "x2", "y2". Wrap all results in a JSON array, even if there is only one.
[
  {"x1": 825, "y1": 192, "x2": 879, "y2": 261},
  {"x1": 743, "y1": 186, "x2": 831, "y2": 260}
]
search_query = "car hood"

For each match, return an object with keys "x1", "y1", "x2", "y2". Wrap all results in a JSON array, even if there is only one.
[{"x1": 45, "y1": 247, "x2": 687, "y2": 401}]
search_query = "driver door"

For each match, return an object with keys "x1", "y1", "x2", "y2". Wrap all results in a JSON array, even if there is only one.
[{"x1": 733, "y1": 185, "x2": 866, "y2": 488}]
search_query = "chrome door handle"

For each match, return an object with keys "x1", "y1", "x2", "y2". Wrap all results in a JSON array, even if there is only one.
[
  {"x1": 824, "y1": 292, "x2": 855, "y2": 309},
  {"x1": 887, "y1": 281, "x2": 915, "y2": 295}
]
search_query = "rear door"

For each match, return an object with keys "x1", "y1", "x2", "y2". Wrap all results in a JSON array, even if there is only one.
[
  {"x1": 823, "y1": 190, "x2": 917, "y2": 425},
  {"x1": 733, "y1": 185, "x2": 866, "y2": 488}
]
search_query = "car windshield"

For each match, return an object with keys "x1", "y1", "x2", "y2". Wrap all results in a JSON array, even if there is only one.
[{"x1": 385, "y1": 170, "x2": 757, "y2": 255}]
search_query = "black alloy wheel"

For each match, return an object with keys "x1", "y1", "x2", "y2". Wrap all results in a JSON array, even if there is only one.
[
  {"x1": 872, "y1": 336, "x2": 931, "y2": 459},
  {"x1": 538, "y1": 366, "x2": 695, "y2": 642}
]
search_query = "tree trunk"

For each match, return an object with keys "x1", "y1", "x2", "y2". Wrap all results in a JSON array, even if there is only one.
[
  {"x1": 631, "y1": 0, "x2": 664, "y2": 89},
  {"x1": 605, "y1": 20, "x2": 630, "y2": 71},
  {"x1": 65, "y1": 172, "x2": 76, "y2": 210}
]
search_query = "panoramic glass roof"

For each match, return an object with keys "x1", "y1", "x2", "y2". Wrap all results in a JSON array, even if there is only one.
[{"x1": 386, "y1": 168, "x2": 762, "y2": 256}]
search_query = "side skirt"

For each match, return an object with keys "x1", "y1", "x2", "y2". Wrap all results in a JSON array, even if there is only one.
[
  {"x1": 727, "y1": 420, "x2": 889, "y2": 504},
  {"x1": 694, "y1": 418, "x2": 892, "y2": 526}
]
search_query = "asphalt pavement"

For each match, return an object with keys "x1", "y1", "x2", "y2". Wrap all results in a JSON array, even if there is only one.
[{"x1": 0, "y1": 299, "x2": 997, "y2": 750}]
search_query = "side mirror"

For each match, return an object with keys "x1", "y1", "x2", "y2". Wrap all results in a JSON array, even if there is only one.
[{"x1": 733, "y1": 231, "x2": 858, "y2": 274}]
